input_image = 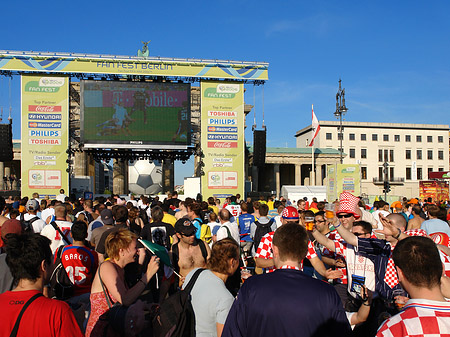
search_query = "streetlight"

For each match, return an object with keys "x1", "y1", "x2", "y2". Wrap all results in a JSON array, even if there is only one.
[{"x1": 334, "y1": 79, "x2": 348, "y2": 164}]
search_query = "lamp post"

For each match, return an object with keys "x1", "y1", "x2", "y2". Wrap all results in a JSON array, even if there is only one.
[{"x1": 334, "y1": 79, "x2": 348, "y2": 164}]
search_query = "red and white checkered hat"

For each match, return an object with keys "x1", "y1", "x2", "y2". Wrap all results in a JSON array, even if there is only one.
[
  {"x1": 430, "y1": 232, "x2": 450, "y2": 248},
  {"x1": 336, "y1": 192, "x2": 360, "y2": 219},
  {"x1": 281, "y1": 206, "x2": 299, "y2": 220}
]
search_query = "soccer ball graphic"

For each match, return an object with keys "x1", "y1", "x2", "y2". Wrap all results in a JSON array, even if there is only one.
[{"x1": 128, "y1": 160, "x2": 162, "y2": 195}]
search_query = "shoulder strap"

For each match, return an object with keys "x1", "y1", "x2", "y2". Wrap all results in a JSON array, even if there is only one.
[
  {"x1": 198, "y1": 240, "x2": 208, "y2": 261},
  {"x1": 171, "y1": 243, "x2": 179, "y2": 272},
  {"x1": 50, "y1": 221, "x2": 70, "y2": 245},
  {"x1": 183, "y1": 268, "x2": 205, "y2": 295},
  {"x1": 98, "y1": 263, "x2": 113, "y2": 309},
  {"x1": 19, "y1": 213, "x2": 24, "y2": 222},
  {"x1": 224, "y1": 225, "x2": 232, "y2": 239},
  {"x1": 9, "y1": 293, "x2": 43, "y2": 337}
]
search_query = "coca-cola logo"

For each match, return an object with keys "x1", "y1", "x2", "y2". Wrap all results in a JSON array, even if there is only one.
[
  {"x1": 207, "y1": 141, "x2": 237, "y2": 148},
  {"x1": 28, "y1": 105, "x2": 62, "y2": 112}
]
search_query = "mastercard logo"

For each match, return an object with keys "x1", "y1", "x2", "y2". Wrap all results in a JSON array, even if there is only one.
[
  {"x1": 29, "y1": 122, "x2": 38, "y2": 127},
  {"x1": 208, "y1": 126, "x2": 216, "y2": 132}
]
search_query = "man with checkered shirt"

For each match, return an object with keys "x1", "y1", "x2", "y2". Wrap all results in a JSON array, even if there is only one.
[{"x1": 377, "y1": 236, "x2": 450, "y2": 337}]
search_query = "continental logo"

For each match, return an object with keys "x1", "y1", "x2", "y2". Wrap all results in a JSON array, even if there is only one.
[{"x1": 25, "y1": 77, "x2": 65, "y2": 93}]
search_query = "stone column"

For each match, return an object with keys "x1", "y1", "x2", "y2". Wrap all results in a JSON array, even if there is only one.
[
  {"x1": 295, "y1": 164, "x2": 301, "y2": 186},
  {"x1": 74, "y1": 152, "x2": 88, "y2": 176},
  {"x1": 113, "y1": 159, "x2": 127, "y2": 195},
  {"x1": 4, "y1": 166, "x2": 10, "y2": 190},
  {"x1": 274, "y1": 164, "x2": 280, "y2": 199},
  {"x1": 162, "y1": 159, "x2": 174, "y2": 193}
]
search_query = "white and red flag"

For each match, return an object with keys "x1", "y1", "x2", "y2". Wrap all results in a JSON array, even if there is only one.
[{"x1": 308, "y1": 104, "x2": 320, "y2": 146}]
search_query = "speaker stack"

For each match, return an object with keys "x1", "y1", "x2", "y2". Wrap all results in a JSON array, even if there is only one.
[
  {"x1": 253, "y1": 130, "x2": 266, "y2": 167},
  {"x1": 0, "y1": 124, "x2": 13, "y2": 162}
]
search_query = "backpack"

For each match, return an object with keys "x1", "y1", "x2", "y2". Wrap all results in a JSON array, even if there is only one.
[
  {"x1": 19, "y1": 214, "x2": 40, "y2": 233},
  {"x1": 194, "y1": 217, "x2": 212, "y2": 244},
  {"x1": 253, "y1": 219, "x2": 274, "y2": 251},
  {"x1": 49, "y1": 246, "x2": 74, "y2": 300},
  {"x1": 140, "y1": 206, "x2": 150, "y2": 224},
  {"x1": 153, "y1": 268, "x2": 205, "y2": 337}
]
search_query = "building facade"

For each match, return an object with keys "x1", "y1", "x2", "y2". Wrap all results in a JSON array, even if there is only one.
[{"x1": 295, "y1": 121, "x2": 450, "y2": 198}]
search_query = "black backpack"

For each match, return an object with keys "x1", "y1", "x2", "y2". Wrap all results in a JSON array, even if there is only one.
[
  {"x1": 253, "y1": 219, "x2": 274, "y2": 251},
  {"x1": 19, "y1": 214, "x2": 40, "y2": 233},
  {"x1": 140, "y1": 206, "x2": 150, "y2": 224},
  {"x1": 49, "y1": 245, "x2": 74, "y2": 300},
  {"x1": 153, "y1": 268, "x2": 205, "y2": 337}
]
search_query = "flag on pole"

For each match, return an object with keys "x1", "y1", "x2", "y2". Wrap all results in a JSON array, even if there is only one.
[{"x1": 308, "y1": 104, "x2": 320, "y2": 146}]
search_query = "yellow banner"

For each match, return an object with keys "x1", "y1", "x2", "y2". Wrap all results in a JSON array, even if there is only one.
[
  {"x1": 336, "y1": 164, "x2": 361, "y2": 196},
  {"x1": 0, "y1": 53, "x2": 268, "y2": 80},
  {"x1": 200, "y1": 81, "x2": 244, "y2": 199},
  {"x1": 21, "y1": 75, "x2": 69, "y2": 198}
]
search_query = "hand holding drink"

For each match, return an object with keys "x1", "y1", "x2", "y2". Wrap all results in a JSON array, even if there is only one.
[
  {"x1": 305, "y1": 217, "x2": 315, "y2": 231},
  {"x1": 241, "y1": 268, "x2": 251, "y2": 283},
  {"x1": 325, "y1": 203, "x2": 335, "y2": 219}
]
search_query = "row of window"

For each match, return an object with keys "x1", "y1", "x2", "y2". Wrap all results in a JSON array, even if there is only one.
[
  {"x1": 346, "y1": 148, "x2": 445, "y2": 161},
  {"x1": 327, "y1": 133, "x2": 444, "y2": 143},
  {"x1": 360, "y1": 167, "x2": 444, "y2": 180}
]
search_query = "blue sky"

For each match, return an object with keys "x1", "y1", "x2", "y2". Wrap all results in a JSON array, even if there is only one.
[{"x1": 1, "y1": 1, "x2": 449, "y2": 185}]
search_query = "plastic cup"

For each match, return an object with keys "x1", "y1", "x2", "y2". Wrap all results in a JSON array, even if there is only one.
[
  {"x1": 305, "y1": 217, "x2": 315, "y2": 231},
  {"x1": 325, "y1": 203, "x2": 335, "y2": 219}
]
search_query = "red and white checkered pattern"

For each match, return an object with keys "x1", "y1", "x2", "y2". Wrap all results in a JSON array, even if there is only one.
[
  {"x1": 336, "y1": 192, "x2": 360, "y2": 219},
  {"x1": 377, "y1": 299, "x2": 450, "y2": 337},
  {"x1": 383, "y1": 250, "x2": 399, "y2": 288},
  {"x1": 404, "y1": 229, "x2": 428, "y2": 237},
  {"x1": 440, "y1": 249, "x2": 450, "y2": 278},
  {"x1": 280, "y1": 265, "x2": 300, "y2": 270},
  {"x1": 255, "y1": 232, "x2": 316, "y2": 273},
  {"x1": 334, "y1": 236, "x2": 348, "y2": 284}
]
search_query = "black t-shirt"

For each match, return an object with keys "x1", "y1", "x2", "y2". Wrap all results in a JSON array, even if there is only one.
[
  {"x1": 96, "y1": 224, "x2": 128, "y2": 256},
  {"x1": 140, "y1": 221, "x2": 175, "y2": 249}
]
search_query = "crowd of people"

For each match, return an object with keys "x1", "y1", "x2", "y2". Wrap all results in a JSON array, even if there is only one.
[{"x1": 0, "y1": 189, "x2": 450, "y2": 336}]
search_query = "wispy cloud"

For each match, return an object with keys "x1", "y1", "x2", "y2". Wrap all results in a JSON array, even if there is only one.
[{"x1": 265, "y1": 14, "x2": 332, "y2": 37}]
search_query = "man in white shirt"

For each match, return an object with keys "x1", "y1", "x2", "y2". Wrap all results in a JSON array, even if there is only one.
[
  {"x1": 18, "y1": 199, "x2": 46, "y2": 233},
  {"x1": 40, "y1": 200, "x2": 59, "y2": 224},
  {"x1": 56, "y1": 189, "x2": 67, "y2": 203},
  {"x1": 40, "y1": 205, "x2": 73, "y2": 254},
  {"x1": 217, "y1": 208, "x2": 240, "y2": 244}
]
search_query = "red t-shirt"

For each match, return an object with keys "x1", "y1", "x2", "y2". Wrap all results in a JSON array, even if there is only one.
[
  {"x1": 56, "y1": 245, "x2": 98, "y2": 296},
  {"x1": 0, "y1": 290, "x2": 83, "y2": 337}
]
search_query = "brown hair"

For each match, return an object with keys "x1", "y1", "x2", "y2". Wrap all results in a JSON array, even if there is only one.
[
  {"x1": 207, "y1": 238, "x2": 239, "y2": 274},
  {"x1": 105, "y1": 228, "x2": 137, "y2": 261},
  {"x1": 273, "y1": 222, "x2": 308, "y2": 261}
]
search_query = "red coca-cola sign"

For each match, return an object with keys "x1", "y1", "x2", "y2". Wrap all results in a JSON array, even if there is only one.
[
  {"x1": 207, "y1": 142, "x2": 237, "y2": 148},
  {"x1": 28, "y1": 105, "x2": 62, "y2": 112}
]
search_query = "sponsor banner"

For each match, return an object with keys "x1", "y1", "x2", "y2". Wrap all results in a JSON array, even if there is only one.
[
  {"x1": 201, "y1": 81, "x2": 244, "y2": 198},
  {"x1": 0, "y1": 53, "x2": 268, "y2": 80},
  {"x1": 207, "y1": 126, "x2": 237, "y2": 133},
  {"x1": 336, "y1": 164, "x2": 361, "y2": 196},
  {"x1": 28, "y1": 122, "x2": 62, "y2": 128},
  {"x1": 28, "y1": 113, "x2": 62, "y2": 120},
  {"x1": 21, "y1": 75, "x2": 69, "y2": 197}
]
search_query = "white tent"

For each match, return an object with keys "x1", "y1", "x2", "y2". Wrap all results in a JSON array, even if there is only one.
[{"x1": 280, "y1": 185, "x2": 327, "y2": 203}]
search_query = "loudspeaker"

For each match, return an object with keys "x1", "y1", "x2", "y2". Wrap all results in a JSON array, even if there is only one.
[
  {"x1": 253, "y1": 130, "x2": 266, "y2": 167},
  {"x1": 0, "y1": 124, "x2": 12, "y2": 162}
]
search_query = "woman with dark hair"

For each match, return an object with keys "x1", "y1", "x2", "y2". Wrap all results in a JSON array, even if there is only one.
[
  {"x1": 85, "y1": 228, "x2": 159, "y2": 337},
  {"x1": 182, "y1": 238, "x2": 240, "y2": 337},
  {"x1": 128, "y1": 206, "x2": 144, "y2": 235}
]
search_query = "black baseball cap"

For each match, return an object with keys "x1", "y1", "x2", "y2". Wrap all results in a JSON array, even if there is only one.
[{"x1": 174, "y1": 218, "x2": 197, "y2": 236}]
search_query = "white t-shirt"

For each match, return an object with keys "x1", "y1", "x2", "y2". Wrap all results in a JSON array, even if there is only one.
[
  {"x1": 56, "y1": 194, "x2": 67, "y2": 202},
  {"x1": 216, "y1": 221, "x2": 240, "y2": 243},
  {"x1": 40, "y1": 220, "x2": 73, "y2": 254},
  {"x1": 16, "y1": 213, "x2": 46, "y2": 233}
]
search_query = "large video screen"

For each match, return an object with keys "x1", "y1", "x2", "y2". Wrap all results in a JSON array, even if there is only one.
[{"x1": 80, "y1": 80, "x2": 191, "y2": 149}]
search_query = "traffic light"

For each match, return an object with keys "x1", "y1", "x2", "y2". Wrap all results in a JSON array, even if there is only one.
[{"x1": 383, "y1": 181, "x2": 391, "y2": 194}]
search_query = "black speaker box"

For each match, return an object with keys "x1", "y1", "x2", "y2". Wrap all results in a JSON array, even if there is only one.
[
  {"x1": 0, "y1": 124, "x2": 13, "y2": 162},
  {"x1": 253, "y1": 130, "x2": 266, "y2": 167}
]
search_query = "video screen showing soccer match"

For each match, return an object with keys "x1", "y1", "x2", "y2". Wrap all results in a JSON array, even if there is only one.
[{"x1": 80, "y1": 80, "x2": 191, "y2": 148}]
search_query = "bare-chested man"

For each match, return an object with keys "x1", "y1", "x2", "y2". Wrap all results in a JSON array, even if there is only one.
[
  {"x1": 171, "y1": 218, "x2": 211, "y2": 286},
  {"x1": 407, "y1": 204, "x2": 424, "y2": 230}
]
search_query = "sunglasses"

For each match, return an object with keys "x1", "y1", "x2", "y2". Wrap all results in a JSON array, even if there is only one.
[
  {"x1": 353, "y1": 232, "x2": 368, "y2": 237},
  {"x1": 181, "y1": 232, "x2": 196, "y2": 237},
  {"x1": 337, "y1": 213, "x2": 353, "y2": 219},
  {"x1": 315, "y1": 219, "x2": 326, "y2": 223}
]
